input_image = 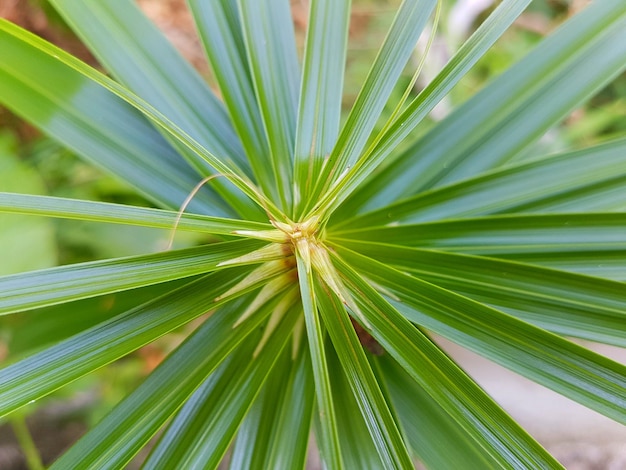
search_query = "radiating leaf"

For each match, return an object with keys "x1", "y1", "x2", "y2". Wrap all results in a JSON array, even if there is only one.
[
  {"x1": 263, "y1": 344, "x2": 314, "y2": 470},
  {"x1": 379, "y1": 355, "x2": 502, "y2": 469},
  {"x1": 296, "y1": 252, "x2": 343, "y2": 469},
  {"x1": 229, "y1": 349, "x2": 293, "y2": 469},
  {"x1": 331, "y1": 213, "x2": 626, "y2": 256},
  {"x1": 341, "y1": 241, "x2": 626, "y2": 346},
  {"x1": 0, "y1": 21, "x2": 229, "y2": 216},
  {"x1": 0, "y1": 193, "x2": 272, "y2": 235},
  {"x1": 49, "y1": 293, "x2": 276, "y2": 469},
  {"x1": 334, "y1": 138, "x2": 626, "y2": 228},
  {"x1": 334, "y1": 247, "x2": 626, "y2": 425},
  {"x1": 0, "y1": 269, "x2": 260, "y2": 418},
  {"x1": 327, "y1": 344, "x2": 385, "y2": 469},
  {"x1": 0, "y1": 20, "x2": 275, "y2": 218},
  {"x1": 293, "y1": 0, "x2": 350, "y2": 216},
  {"x1": 316, "y1": 277, "x2": 413, "y2": 469},
  {"x1": 1, "y1": 278, "x2": 190, "y2": 357},
  {"x1": 0, "y1": 239, "x2": 264, "y2": 315},
  {"x1": 347, "y1": 0, "x2": 626, "y2": 212},
  {"x1": 188, "y1": 0, "x2": 275, "y2": 199},
  {"x1": 142, "y1": 303, "x2": 296, "y2": 470},
  {"x1": 49, "y1": 0, "x2": 262, "y2": 219},
  {"x1": 330, "y1": 252, "x2": 560, "y2": 468},
  {"x1": 238, "y1": 0, "x2": 300, "y2": 211},
  {"x1": 326, "y1": 0, "x2": 533, "y2": 217},
  {"x1": 308, "y1": 0, "x2": 436, "y2": 213}
]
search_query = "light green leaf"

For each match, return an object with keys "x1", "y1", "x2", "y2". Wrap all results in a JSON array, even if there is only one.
[
  {"x1": 316, "y1": 278, "x2": 413, "y2": 469},
  {"x1": 263, "y1": 345, "x2": 314, "y2": 470},
  {"x1": 308, "y1": 0, "x2": 436, "y2": 213},
  {"x1": 325, "y1": 0, "x2": 533, "y2": 218},
  {"x1": 49, "y1": 293, "x2": 274, "y2": 470},
  {"x1": 0, "y1": 20, "x2": 276, "y2": 219},
  {"x1": 238, "y1": 0, "x2": 300, "y2": 211},
  {"x1": 341, "y1": 241, "x2": 626, "y2": 346},
  {"x1": 0, "y1": 269, "x2": 256, "y2": 418},
  {"x1": 296, "y1": 252, "x2": 343, "y2": 469},
  {"x1": 334, "y1": 137, "x2": 626, "y2": 228},
  {"x1": 327, "y1": 345, "x2": 385, "y2": 469},
  {"x1": 0, "y1": 21, "x2": 229, "y2": 216},
  {"x1": 142, "y1": 303, "x2": 296, "y2": 470},
  {"x1": 334, "y1": 247, "x2": 626, "y2": 425},
  {"x1": 379, "y1": 355, "x2": 502, "y2": 469},
  {"x1": 187, "y1": 0, "x2": 275, "y2": 200},
  {"x1": 331, "y1": 252, "x2": 560, "y2": 468},
  {"x1": 48, "y1": 0, "x2": 262, "y2": 219},
  {"x1": 0, "y1": 239, "x2": 264, "y2": 315},
  {"x1": 293, "y1": 0, "x2": 351, "y2": 216},
  {"x1": 331, "y1": 213, "x2": 626, "y2": 256},
  {"x1": 0, "y1": 193, "x2": 272, "y2": 235},
  {"x1": 348, "y1": 0, "x2": 626, "y2": 212}
]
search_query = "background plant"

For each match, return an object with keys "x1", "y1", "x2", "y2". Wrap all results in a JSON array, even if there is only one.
[{"x1": 0, "y1": 0, "x2": 625, "y2": 468}]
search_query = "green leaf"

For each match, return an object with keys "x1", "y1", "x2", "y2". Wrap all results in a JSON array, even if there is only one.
[
  {"x1": 296, "y1": 252, "x2": 343, "y2": 469},
  {"x1": 48, "y1": 0, "x2": 263, "y2": 219},
  {"x1": 379, "y1": 355, "x2": 502, "y2": 469},
  {"x1": 0, "y1": 193, "x2": 272, "y2": 235},
  {"x1": 0, "y1": 239, "x2": 264, "y2": 315},
  {"x1": 0, "y1": 21, "x2": 229, "y2": 216},
  {"x1": 334, "y1": 247, "x2": 626, "y2": 425},
  {"x1": 330, "y1": 252, "x2": 560, "y2": 468},
  {"x1": 293, "y1": 0, "x2": 351, "y2": 216},
  {"x1": 502, "y1": 251, "x2": 626, "y2": 282},
  {"x1": 49, "y1": 293, "x2": 275, "y2": 469},
  {"x1": 187, "y1": 0, "x2": 275, "y2": 200},
  {"x1": 325, "y1": 0, "x2": 533, "y2": 218},
  {"x1": 238, "y1": 0, "x2": 300, "y2": 211},
  {"x1": 142, "y1": 303, "x2": 297, "y2": 470},
  {"x1": 0, "y1": 269, "x2": 254, "y2": 418},
  {"x1": 327, "y1": 345, "x2": 385, "y2": 469},
  {"x1": 334, "y1": 137, "x2": 626, "y2": 228},
  {"x1": 229, "y1": 349, "x2": 294, "y2": 469},
  {"x1": 0, "y1": 20, "x2": 275, "y2": 219},
  {"x1": 348, "y1": 0, "x2": 626, "y2": 212},
  {"x1": 331, "y1": 213, "x2": 626, "y2": 256},
  {"x1": 1, "y1": 278, "x2": 190, "y2": 357},
  {"x1": 341, "y1": 241, "x2": 626, "y2": 346},
  {"x1": 315, "y1": 278, "x2": 413, "y2": 469},
  {"x1": 263, "y1": 345, "x2": 314, "y2": 470},
  {"x1": 308, "y1": 0, "x2": 436, "y2": 213}
]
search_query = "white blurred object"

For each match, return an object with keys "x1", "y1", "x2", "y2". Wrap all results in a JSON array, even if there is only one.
[{"x1": 449, "y1": 0, "x2": 496, "y2": 42}]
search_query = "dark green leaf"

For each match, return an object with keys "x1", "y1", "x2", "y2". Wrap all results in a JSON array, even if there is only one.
[
  {"x1": 331, "y1": 252, "x2": 560, "y2": 468},
  {"x1": 316, "y1": 278, "x2": 413, "y2": 469},
  {"x1": 334, "y1": 247, "x2": 626, "y2": 425},
  {"x1": 340, "y1": 241, "x2": 626, "y2": 346}
]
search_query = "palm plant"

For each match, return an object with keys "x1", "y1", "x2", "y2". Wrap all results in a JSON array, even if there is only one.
[{"x1": 0, "y1": 0, "x2": 625, "y2": 468}]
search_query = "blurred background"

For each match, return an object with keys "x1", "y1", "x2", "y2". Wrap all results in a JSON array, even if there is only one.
[{"x1": 0, "y1": 0, "x2": 624, "y2": 468}]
